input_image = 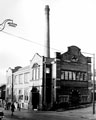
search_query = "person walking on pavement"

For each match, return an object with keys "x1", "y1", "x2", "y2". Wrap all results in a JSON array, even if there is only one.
[
  {"x1": 11, "y1": 102, "x2": 15, "y2": 116},
  {"x1": 17, "y1": 103, "x2": 21, "y2": 111}
]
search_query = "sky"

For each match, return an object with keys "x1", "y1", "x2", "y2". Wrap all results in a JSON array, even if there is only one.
[{"x1": 0, "y1": 0, "x2": 96, "y2": 85}]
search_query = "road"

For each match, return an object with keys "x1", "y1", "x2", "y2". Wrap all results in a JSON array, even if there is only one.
[
  {"x1": 4, "y1": 113, "x2": 88, "y2": 120},
  {"x1": 3, "y1": 104, "x2": 96, "y2": 120}
]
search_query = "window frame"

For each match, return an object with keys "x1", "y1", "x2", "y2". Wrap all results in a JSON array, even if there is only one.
[{"x1": 61, "y1": 70, "x2": 87, "y2": 81}]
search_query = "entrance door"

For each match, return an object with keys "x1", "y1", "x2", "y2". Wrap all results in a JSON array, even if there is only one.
[
  {"x1": 32, "y1": 87, "x2": 39, "y2": 109},
  {"x1": 70, "y1": 89, "x2": 80, "y2": 106}
]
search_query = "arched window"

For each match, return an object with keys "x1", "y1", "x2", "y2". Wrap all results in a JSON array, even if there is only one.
[{"x1": 32, "y1": 63, "x2": 40, "y2": 80}]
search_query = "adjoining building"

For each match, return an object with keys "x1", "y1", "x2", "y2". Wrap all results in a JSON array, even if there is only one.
[
  {"x1": 6, "y1": 46, "x2": 92, "y2": 110},
  {"x1": 0, "y1": 84, "x2": 6, "y2": 106},
  {"x1": 52, "y1": 46, "x2": 92, "y2": 108},
  {"x1": 6, "y1": 54, "x2": 44, "y2": 109}
]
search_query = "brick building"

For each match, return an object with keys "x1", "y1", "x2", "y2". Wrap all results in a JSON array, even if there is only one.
[
  {"x1": 6, "y1": 46, "x2": 92, "y2": 110},
  {"x1": 52, "y1": 46, "x2": 92, "y2": 108}
]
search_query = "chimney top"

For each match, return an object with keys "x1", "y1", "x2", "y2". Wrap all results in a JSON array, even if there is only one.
[{"x1": 45, "y1": 5, "x2": 50, "y2": 14}]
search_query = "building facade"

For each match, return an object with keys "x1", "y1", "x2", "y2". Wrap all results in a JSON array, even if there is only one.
[
  {"x1": 0, "y1": 84, "x2": 6, "y2": 106},
  {"x1": 6, "y1": 46, "x2": 92, "y2": 110},
  {"x1": 52, "y1": 46, "x2": 92, "y2": 108},
  {"x1": 6, "y1": 54, "x2": 44, "y2": 109},
  {"x1": 13, "y1": 66, "x2": 30, "y2": 109}
]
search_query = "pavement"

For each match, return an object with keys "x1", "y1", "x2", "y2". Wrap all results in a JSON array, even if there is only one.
[
  {"x1": 56, "y1": 107, "x2": 96, "y2": 120},
  {"x1": 3, "y1": 104, "x2": 96, "y2": 120}
]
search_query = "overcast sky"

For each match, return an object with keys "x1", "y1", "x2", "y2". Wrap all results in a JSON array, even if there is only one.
[{"x1": 0, "y1": 0, "x2": 96, "y2": 85}]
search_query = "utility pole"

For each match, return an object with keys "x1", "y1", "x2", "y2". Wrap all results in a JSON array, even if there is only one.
[
  {"x1": 93, "y1": 53, "x2": 95, "y2": 114},
  {"x1": 82, "y1": 52, "x2": 95, "y2": 114},
  {"x1": 9, "y1": 67, "x2": 14, "y2": 116},
  {"x1": 11, "y1": 70, "x2": 14, "y2": 116}
]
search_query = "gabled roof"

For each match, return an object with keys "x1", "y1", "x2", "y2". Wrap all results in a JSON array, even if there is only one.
[
  {"x1": 61, "y1": 45, "x2": 90, "y2": 64},
  {"x1": 30, "y1": 53, "x2": 42, "y2": 62}
]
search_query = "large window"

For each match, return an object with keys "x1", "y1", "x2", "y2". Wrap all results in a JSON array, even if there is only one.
[
  {"x1": 14, "y1": 88, "x2": 17, "y2": 96},
  {"x1": 61, "y1": 70, "x2": 87, "y2": 81},
  {"x1": 61, "y1": 71, "x2": 64, "y2": 79},
  {"x1": 65, "y1": 71, "x2": 68, "y2": 80},
  {"x1": 18, "y1": 89, "x2": 23, "y2": 101},
  {"x1": 14, "y1": 75, "x2": 18, "y2": 85},
  {"x1": 19, "y1": 74, "x2": 23, "y2": 84},
  {"x1": 73, "y1": 72, "x2": 76, "y2": 80},
  {"x1": 7, "y1": 76, "x2": 11, "y2": 85},
  {"x1": 83, "y1": 73, "x2": 87, "y2": 81},
  {"x1": 76, "y1": 72, "x2": 80, "y2": 80},
  {"x1": 7, "y1": 88, "x2": 11, "y2": 95},
  {"x1": 32, "y1": 63, "x2": 40, "y2": 80},
  {"x1": 24, "y1": 88, "x2": 28, "y2": 102},
  {"x1": 69, "y1": 71, "x2": 72, "y2": 80},
  {"x1": 36, "y1": 67, "x2": 40, "y2": 79},
  {"x1": 24, "y1": 72, "x2": 30, "y2": 83}
]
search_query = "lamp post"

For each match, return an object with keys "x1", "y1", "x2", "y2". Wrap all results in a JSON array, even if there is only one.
[
  {"x1": 0, "y1": 19, "x2": 17, "y2": 115},
  {"x1": 0, "y1": 19, "x2": 17, "y2": 31},
  {"x1": 0, "y1": 19, "x2": 17, "y2": 114}
]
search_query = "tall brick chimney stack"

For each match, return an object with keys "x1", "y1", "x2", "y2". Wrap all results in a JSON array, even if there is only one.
[{"x1": 45, "y1": 5, "x2": 50, "y2": 58}]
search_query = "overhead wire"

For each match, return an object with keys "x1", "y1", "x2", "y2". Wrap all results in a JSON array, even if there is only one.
[
  {"x1": 1, "y1": 31, "x2": 92, "y2": 56},
  {"x1": 2, "y1": 31, "x2": 63, "y2": 53}
]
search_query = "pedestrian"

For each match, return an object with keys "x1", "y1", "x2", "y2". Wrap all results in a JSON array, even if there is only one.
[
  {"x1": 14, "y1": 102, "x2": 17, "y2": 111},
  {"x1": 17, "y1": 103, "x2": 21, "y2": 111},
  {"x1": 11, "y1": 103, "x2": 15, "y2": 116}
]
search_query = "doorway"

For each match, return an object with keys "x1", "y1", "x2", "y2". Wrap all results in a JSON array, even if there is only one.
[
  {"x1": 32, "y1": 87, "x2": 39, "y2": 109},
  {"x1": 70, "y1": 89, "x2": 80, "y2": 106}
]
